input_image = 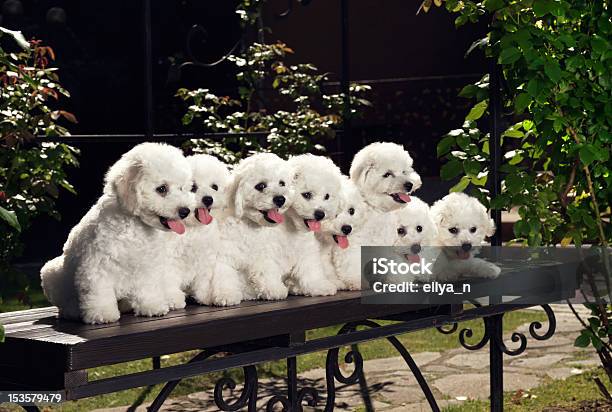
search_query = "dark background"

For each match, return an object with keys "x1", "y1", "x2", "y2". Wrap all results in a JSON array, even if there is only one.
[{"x1": 0, "y1": 0, "x2": 487, "y2": 263}]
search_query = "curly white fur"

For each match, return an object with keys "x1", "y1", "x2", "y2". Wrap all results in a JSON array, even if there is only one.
[
  {"x1": 40, "y1": 143, "x2": 195, "y2": 324},
  {"x1": 278, "y1": 154, "x2": 343, "y2": 296},
  {"x1": 315, "y1": 178, "x2": 367, "y2": 290},
  {"x1": 430, "y1": 192, "x2": 499, "y2": 280},
  {"x1": 167, "y1": 154, "x2": 231, "y2": 305},
  {"x1": 207, "y1": 153, "x2": 295, "y2": 305}
]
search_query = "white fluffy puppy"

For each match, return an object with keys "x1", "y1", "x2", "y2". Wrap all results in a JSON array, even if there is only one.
[
  {"x1": 390, "y1": 197, "x2": 439, "y2": 281},
  {"x1": 315, "y1": 178, "x2": 367, "y2": 290},
  {"x1": 350, "y1": 142, "x2": 422, "y2": 212},
  {"x1": 41, "y1": 143, "x2": 195, "y2": 324},
  {"x1": 282, "y1": 154, "x2": 343, "y2": 296},
  {"x1": 430, "y1": 192, "x2": 500, "y2": 280},
  {"x1": 168, "y1": 154, "x2": 231, "y2": 305},
  {"x1": 208, "y1": 153, "x2": 294, "y2": 305}
]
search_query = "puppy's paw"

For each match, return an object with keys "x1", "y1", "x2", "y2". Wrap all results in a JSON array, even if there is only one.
[
  {"x1": 212, "y1": 287, "x2": 243, "y2": 307},
  {"x1": 82, "y1": 305, "x2": 121, "y2": 324},
  {"x1": 133, "y1": 301, "x2": 170, "y2": 317},
  {"x1": 192, "y1": 287, "x2": 213, "y2": 306},
  {"x1": 481, "y1": 262, "x2": 501, "y2": 279},
  {"x1": 303, "y1": 280, "x2": 337, "y2": 296},
  {"x1": 259, "y1": 282, "x2": 289, "y2": 301},
  {"x1": 166, "y1": 290, "x2": 186, "y2": 310}
]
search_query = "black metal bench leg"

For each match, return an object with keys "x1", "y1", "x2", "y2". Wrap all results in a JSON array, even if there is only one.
[
  {"x1": 489, "y1": 314, "x2": 504, "y2": 412},
  {"x1": 353, "y1": 344, "x2": 374, "y2": 412},
  {"x1": 287, "y1": 356, "x2": 298, "y2": 411}
]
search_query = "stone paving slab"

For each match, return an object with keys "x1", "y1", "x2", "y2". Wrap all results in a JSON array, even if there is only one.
[{"x1": 92, "y1": 304, "x2": 600, "y2": 411}]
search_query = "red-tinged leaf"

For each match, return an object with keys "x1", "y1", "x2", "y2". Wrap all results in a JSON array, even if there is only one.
[{"x1": 60, "y1": 110, "x2": 78, "y2": 123}]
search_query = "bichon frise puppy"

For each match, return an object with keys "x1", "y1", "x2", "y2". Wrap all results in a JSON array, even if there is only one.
[
  {"x1": 390, "y1": 196, "x2": 438, "y2": 281},
  {"x1": 207, "y1": 153, "x2": 294, "y2": 305},
  {"x1": 282, "y1": 154, "x2": 343, "y2": 296},
  {"x1": 316, "y1": 178, "x2": 367, "y2": 290},
  {"x1": 41, "y1": 143, "x2": 195, "y2": 324},
  {"x1": 350, "y1": 142, "x2": 422, "y2": 213},
  {"x1": 168, "y1": 154, "x2": 231, "y2": 305},
  {"x1": 430, "y1": 192, "x2": 500, "y2": 280}
]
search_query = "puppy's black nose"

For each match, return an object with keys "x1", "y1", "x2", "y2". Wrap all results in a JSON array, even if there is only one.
[
  {"x1": 411, "y1": 244, "x2": 421, "y2": 254},
  {"x1": 178, "y1": 207, "x2": 190, "y2": 219},
  {"x1": 314, "y1": 209, "x2": 325, "y2": 221},
  {"x1": 341, "y1": 225, "x2": 352, "y2": 235},
  {"x1": 461, "y1": 243, "x2": 472, "y2": 252},
  {"x1": 202, "y1": 196, "x2": 214, "y2": 208},
  {"x1": 404, "y1": 181, "x2": 413, "y2": 192},
  {"x1": 273, "y1": 195, "x2": 286, "y2": 207}
]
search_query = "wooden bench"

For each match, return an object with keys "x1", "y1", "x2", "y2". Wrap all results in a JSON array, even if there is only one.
[{"x1": 0, "y1": 253, "x2": 578, "y2": 412}]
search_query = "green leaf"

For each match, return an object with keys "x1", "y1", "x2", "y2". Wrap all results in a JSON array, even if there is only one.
[
  {"x1": 440, "y1": 160, "x2": 464, "y2": 181},
  {"x1": 466, "y1": 100, "x2": 488, "y2": 121},
  {"x1": 522, "y1": 120, "x2": 534, "y2": 130},
  {"x1": 0, "y1": 206, "x2": 20, "y2": 232},
  {"x1": 499, "y1": 47, "x2": 521, "y2": 65},
  {"x1": 574, "y1": 332, "x2": 591, "y2": 348},
  {"x1": 464, "y1": 160, "x2": 481, "y2": 175},
  {"x1": 527, "y1": 78, "x2": 542, "y2": 98},
  {"x1": 484, "y1": 0, "x2": 504, "y2": 11},
  {"x1": 514, "y1": 93, "x2": 531, "y2": 113},
  {"x1": 437, "y1": 135, "x2": 455, "y2": 157},
  {"x1": 533, "y1": 0, "x2": 553, "y2": 17},
  {"x1": 458, "y1": 84, "x2": 479, "y2": 98},
  {"x1": 544, "y1": 61, "x2": 563, "y2": 82},
  {"x1": 591, "y1": 36, "x2": 608, "y2": 55},
  {"x1": 579, "y1": 144, "x2": 599, "y2": 166},
  {"x1": 505, "y1": 173, "x2": 524, "y2": 193},
  {"x1": 0, "y1": 325, "x2": 4, "y2": 343},
  {"x1": 450, "y1": 176, "x2": 470, "y2": 192}
]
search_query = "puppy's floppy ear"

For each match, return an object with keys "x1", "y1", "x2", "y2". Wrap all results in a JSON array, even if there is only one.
[
  {"x1": 225, "y1": 174, "x2": 244, "y2": 218},
  {"x1": 486, "y1": 218, "x2": 496, "y2": 237},
  {"x1": 104, "y1": 156, "x2": 143, "y2": 214},
  {"x1": 349, "y1": 151, "x2": 375, "y2": 186}
]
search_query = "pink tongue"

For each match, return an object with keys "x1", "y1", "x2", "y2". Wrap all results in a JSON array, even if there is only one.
[
  {"x1": 336, "y1": 235, "x2": 349, "y2": 249},
  {"x1": 397, "y1": 193, "x2": 411, "y2": 203},
  {"x1": 267, "y1": 209, "x2": 284, "y2": 224},
  {"x1": 306, "y1": 219, "x2": 321, "y2": 232},
  {"x1": 197, "y1": 208, "x2": 213, "y2": 225},
  {"x1": 166, "y1": 219, "x2": 185, "y2": 235},
  {"x1": 407, "y1": 254, "x2": 420, "y2": 263},
  {"x1": 457, "y1": 250, "x2": 470, "y2": 260}
]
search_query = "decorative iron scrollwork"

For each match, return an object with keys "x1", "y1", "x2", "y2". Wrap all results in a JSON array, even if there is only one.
[
  {"x1": 214, "y1": 365, "x2": 258, "y2": 411},
  {"x1": 438, "y1": 305, "x2": 557, "y2": 357}
]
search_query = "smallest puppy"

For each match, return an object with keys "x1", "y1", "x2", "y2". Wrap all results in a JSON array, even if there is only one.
[
  {"x1": 317, "y1": 178, "x2": 367, "y2": 290},
  {"x1": 430, "y1": 192, "x2": 500, "y2": 281}
]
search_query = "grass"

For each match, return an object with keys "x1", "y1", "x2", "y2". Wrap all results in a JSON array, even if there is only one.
[
  {"x1": 0, "y1": 300, "x2": 546, "y2": 411},
  {"x1": 442, "y1": 367, "x2": 611, "y2": 411}
]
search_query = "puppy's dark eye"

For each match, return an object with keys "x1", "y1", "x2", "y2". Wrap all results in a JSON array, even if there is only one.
[
  {"x1": 191, "y1": 183, "x2": 198, "y2": 193},
  {"x1": 449, "y1": 227, "x2": 459, "y2": 235},
  {"x1": 383, "y1": 172, "x2": 392, "y2": 178},
  {"x1": 348, "y1": 208, "x2": 355, "y2": 215},
  {"x1": 156, "y1": 184, "x2": 168, "y2": 195},
  {"x1": 211, "y1": 184, "x2": 219, "y2": 191},
  {"x1": 397, "y1": 227, "x2": 406, "y2": 236},
  {"x1": 302, "y1": 192, "x2": 312, "y2": 200},
  {"x1": 255, "y1": 182, "x2": 266, "y2": 192},
  {"x1": 279, "y1": 180, "x2": 285, "y2": 187},
  {"x1": 324, "y1": 193, "x2": 330, "y2": 200},
  {"x1": 416, "y1": 225, "x2": 423, "y2": 233},
  {"x1": 470, "y1": 226, "x2": 477, "y2": 233}
]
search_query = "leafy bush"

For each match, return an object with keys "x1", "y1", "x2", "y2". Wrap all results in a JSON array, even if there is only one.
[
  {"x1": 178, "y1": 3, "x2": 371, "y2": 162},
  {"x1": 422, "y1": 0, "x2": 611, "y2": 386},
  {"x1": 0, "y1": 28, "x2": 78, "y2": 302}
]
